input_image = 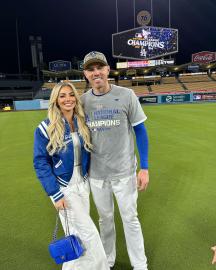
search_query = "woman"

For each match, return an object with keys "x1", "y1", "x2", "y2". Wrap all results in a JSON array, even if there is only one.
[
  {"x1": 33, "y1": 82, "x2": 109, "y2": 270},
  {"x1": 211, "y1": 246, "x2": 216, "y2": 264}
]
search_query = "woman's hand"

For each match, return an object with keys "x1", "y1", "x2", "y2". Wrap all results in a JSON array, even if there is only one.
[
  {"x1": 54, "y1": 197, "x2": 67, "y2": 210},
  {"x1": 211, "y1": 246, "x2": 216, "y2": 264}
]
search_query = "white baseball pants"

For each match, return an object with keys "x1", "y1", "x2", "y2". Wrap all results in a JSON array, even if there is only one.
[
  {"x1": 51, "y1": 166, "x2": 110, "y2": 270},
  {"x1": 90, "y1": 174, "x2": 148, "y2": 270}
]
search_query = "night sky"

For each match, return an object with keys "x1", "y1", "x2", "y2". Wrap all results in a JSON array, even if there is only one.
[{"x1": 0, "y1": 0, "x2": 216, "y2": 73}]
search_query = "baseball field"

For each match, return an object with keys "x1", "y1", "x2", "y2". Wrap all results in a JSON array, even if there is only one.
[{"x1": 0, "y1": 103, "x2": 215, "y2": 270}]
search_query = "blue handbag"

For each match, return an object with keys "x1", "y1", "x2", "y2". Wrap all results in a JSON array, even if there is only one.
[{"x1": 48, "y1": 209, "x2": 84, "y2": 264}]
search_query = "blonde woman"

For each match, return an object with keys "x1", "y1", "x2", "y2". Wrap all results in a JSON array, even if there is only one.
[
  {"x1": 211, "y1": 246, "x2": 216, "y2": 264},
  {"x1": 33, "y1": 82, "x2": 109, "y2": 270}
]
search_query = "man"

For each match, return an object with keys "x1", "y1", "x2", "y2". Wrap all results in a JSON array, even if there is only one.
[{"x1": 81, "y1": 51, "x2": 149, "y2": 270}]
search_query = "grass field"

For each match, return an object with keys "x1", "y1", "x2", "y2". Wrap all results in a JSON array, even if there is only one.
[{"x1": 0, "y1": 103, "x2": 216, "y2": 270}]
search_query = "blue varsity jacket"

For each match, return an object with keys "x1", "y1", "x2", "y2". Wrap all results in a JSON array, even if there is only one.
[{"x1": 33, "y1": 117, "x2": 90, "y2": 202}]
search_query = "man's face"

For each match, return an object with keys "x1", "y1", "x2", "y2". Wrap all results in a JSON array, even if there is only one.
[{"x1": 84, "y1": 63, "x2": 110, "y2": 90}]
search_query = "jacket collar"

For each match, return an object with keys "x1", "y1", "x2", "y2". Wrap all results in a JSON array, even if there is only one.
[{"x1": 62, "y1": 116, "x2": 78, "y2": 133}]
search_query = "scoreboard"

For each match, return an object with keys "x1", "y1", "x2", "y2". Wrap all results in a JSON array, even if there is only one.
[{"x1": 112, "y1": 26, "x2": 178, "y2": 60}]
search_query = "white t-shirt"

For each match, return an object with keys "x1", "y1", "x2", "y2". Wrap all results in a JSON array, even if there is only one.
[{"x1": 71, "y1": 132, "x2": 81, "y2": 166}]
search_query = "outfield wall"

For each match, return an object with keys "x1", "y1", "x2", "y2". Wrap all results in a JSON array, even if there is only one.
[
  {"x1": 14, "y1": 100, "x2": 49, "y2": 110},
  {"x1": 139, "y1": 93, "x2": 192, "y2": 104},
  {"x1": 13, "y1": 92, "x2": 216, "y2": 110},
  {"x1": 139, "y1": 91, "x2": 216, "y2": 104}
]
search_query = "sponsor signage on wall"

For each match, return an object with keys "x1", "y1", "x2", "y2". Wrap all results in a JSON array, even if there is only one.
[
  {"x1": 193, "y1": 92, "x2": 216, "y2": 101},
  {"x1": 161, "y1": 94, "x2": 190, "y2": 103},
  {"x1": 77, "y1": 60, "x2": 84, "y2": 70},
  {"x1": 40, "y1": 100, "x2": 49, "y2": 109},
  {"x1": 139, "y1": 96, "x2": 158, "y2": 103},
  {"x1": 187, "y1": 64, "x2": 200, "y2": 72},
  {"x1": 116, "y1": 59, "x2": 174, "y2": 69},
  {"x1": 49, "y1": 60, "x2": 71, "y2": 72},
  {"x1": 112, "y1": 26, "x2": 178, "y2": 60},
  {"x1": 192, "y1": 51, "x2": 216, "y2": 64}
]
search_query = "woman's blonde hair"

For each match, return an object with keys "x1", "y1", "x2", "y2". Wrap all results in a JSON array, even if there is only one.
[{"x1": 46, "y1": 82, "x2": 92, "y2": 155}]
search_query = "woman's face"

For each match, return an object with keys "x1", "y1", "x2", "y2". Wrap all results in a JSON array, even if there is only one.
[{"x1": 57, "y1": 86, "x2": 76, "y2": 114}]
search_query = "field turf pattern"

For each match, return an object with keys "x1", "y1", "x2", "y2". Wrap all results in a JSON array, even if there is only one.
[{"x1": 0, "y1": 103, "x2": 215, "y2": 270}]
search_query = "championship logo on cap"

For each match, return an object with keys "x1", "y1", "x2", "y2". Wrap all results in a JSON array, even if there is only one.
[{"x1": 83, "y1": 51, "x2": 108, "y2": 69}]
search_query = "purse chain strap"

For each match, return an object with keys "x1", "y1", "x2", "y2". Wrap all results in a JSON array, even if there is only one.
[{"x1": 52, "y1": 208, "x2": 71, "y2": 241}]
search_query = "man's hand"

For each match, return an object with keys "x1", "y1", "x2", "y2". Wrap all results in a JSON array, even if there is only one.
[
  {"x1": 211, "y1": 246, "x2": 216, "y2": 264},
  {"x1": 137, "y1": 169, "x2": 149, "y2": 191},
  {"x1": 54, "y1": 197, "x2": 67, "y2": 210}
]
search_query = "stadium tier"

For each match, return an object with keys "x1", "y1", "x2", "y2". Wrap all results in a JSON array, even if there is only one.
[
  {"x1": 150, "y1": 83, "x2": 185, "y2": 93},
  {"x1": 184, "y1": 81, "x2": 216, "y2": 91},
  {"x1": 130, "y1": 85, "x2": 150, "y2": 96},
  {"x1": 72, "y1": 81, "x2": 87, "y2": 89},
  {"x1": 41, "y1": 75, "x2": 216, "y2": 97},
  {"x1": 179, "y1": 74, "x2": 212, "y2": 83},
  {"x1": 210, "y1": 73, "x2": 216, "y2": 80},
  {"x1": 132, "y1": 76, "x2": 161, "y2": 85},
  {"x1": 3, "y1": 71, "x2": 215, "y2": 105},
  {"x1": 42, "y1": 82, "x2": 56, "y2": 89},
  {"x1": 41, "y1": 82, "x2": 86, "y2": 97},
  {"x1": 0, "y1": 79, "x2": 42, "y2": 100},
  {"x1": 161, "y1": 76, "x2": 179, "y2": 84},
  {"x1": 41, "y1": 80, "x2": 150, "y2": 97},
  {"x1": 34, "y1": 88, "x2": 52, "y2": 99},
  {"x1": 118, "y1": 80, "x2": 132, "y2": 87},
  {"x1": 43, "y1": 81, "x2": 87, "y2": 90}
]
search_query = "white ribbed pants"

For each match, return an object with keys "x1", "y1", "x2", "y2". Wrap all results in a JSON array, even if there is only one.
[
  {"x1": 90, "y1": 174, "x2": 148, "y2": 270},
  {"x1": 52, "y1": 167, "x2": 110, "y2": 270}
]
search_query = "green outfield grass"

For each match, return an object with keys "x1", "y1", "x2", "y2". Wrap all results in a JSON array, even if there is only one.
[{"x1": 0, "y1": 103, "x2": 215, "y2": 270}]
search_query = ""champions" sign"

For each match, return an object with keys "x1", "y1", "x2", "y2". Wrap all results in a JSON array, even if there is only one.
[{"x1": 112, "y1": 26, "x2": 178, "y2": 60}]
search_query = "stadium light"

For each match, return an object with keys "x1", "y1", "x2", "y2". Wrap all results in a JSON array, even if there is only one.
[
  {"x1": 116, "y1": 0, "x2": 119, "y2": 32},
  {"x1": 16, "y1": 19, "x2": 21, "y2": 75},
  {"x1": 151, "y1": 0, "x2": 153, "y2": 26},
  {"x1": 133, "y1": 0, "x2": 136, "y2": 28}
]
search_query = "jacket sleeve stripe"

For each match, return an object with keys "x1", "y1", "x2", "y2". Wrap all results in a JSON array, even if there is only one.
[
  {"x1": 52, "y1": 191, "x2": 64, "y2": 201},
  {"x1": 53, "y1": 190, "x2": 61, "y2": 197},
  {"x1": 52, "y1": 193, "x2": 64, "y2": 202},
  {"x1": 41, "y1": 121, "x2": 48, "y2": 131},
  {"x1": 38, "y1": 124, "x2": 49, "y2": 139},
  {"x1": 57, "y1": 179, "x2": 68, "y2": 187},
  {"x1": 57, "y1": 176, "x2": 68, "y2": 185},
  {"x1": 41, "y1": 121, "x2": 49, "y2": 137}
]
